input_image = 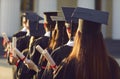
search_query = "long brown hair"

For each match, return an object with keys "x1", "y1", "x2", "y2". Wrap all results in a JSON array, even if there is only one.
[
  {"x1": 67, "y1": 20, "x2": 112, "y2": 79},
  {"x1": 49, "y1": 21, "x2": 68, "y2": 50}
]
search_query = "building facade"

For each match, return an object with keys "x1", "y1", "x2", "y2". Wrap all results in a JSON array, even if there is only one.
[{"x1": 0, "y1": 0, "x2": 120, "y2": 40}]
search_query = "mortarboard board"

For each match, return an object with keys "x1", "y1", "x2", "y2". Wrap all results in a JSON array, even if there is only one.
[
  {"x1": 72, "y1": 7, "x2": 109, "y2": 24},
  {"x1": 50, "y1": 16, "x2": 65, "y2": 29},
  {"x1": 62, "y1": 7, "x2": 75, "y2": 23},
  {"x1": 26, "y1": 12, "x2": 43, "y2": 22},
  {"x1": 43, "y1": 12, "x2": 58, "y2": 22},
  {"x1": 50, "y1": 16, "x2": 65, "y2": 21}
]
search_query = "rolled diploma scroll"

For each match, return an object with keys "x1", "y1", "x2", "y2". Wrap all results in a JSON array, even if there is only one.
[
  {"x1": 13, "y1": 48, "x2": 28, "y2": 62},
  {"x1": 1, "y1": 32, "x2": 12, "y2": 55},
  {"x1": 36, "y1": 45, "x2": 44, "y2": 54},
  {"x1": 12, "y1": 37, "x2": 17, "y2": 56},
  {"x1": 13, "y1": 48, "x2": 39, "y2": 72},
  {"x1": 1, "y1": 32, "x2": 9, "y2": 43},
  {"x1": 36, "y1": 45, "x2": 57, "y2": 70},
  {"x1": 12, "y1": 37, "x2": 17, "y2": 48}
]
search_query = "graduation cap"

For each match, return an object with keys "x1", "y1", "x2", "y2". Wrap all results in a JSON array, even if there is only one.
[
  {"x1": 72, "y1": 7, "x2": 109, "y2": 24},
  {"x1": 43, "y1": 12, "x2": 58, "y2": 22},
  {"x1": 26, "y1": 12, "x2": 43, "y2": 22},
  {"x1": 50, "y1": 16, "x2": 65, "y2": 29},
  {"x1": 21, "y1": 11, "x2": 33, "y2": 17},
  {"x1": 62, "y1": 7, "x2": 78, "y2": 40},
  {"x1": 72, "y1": 7, "x2": 109, "y2": 34},
  {"x1": 50, "y1": 16, "x2": 69, "y2": 45},
  {"x1": 62, "y1": 7, "x2": 75, "y2": 23}
]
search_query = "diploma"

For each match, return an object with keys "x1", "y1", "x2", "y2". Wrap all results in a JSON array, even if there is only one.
[
  {"x1": 1, "y1": 32, "x2": 10, "y2": 43},
  {"x1": 36, "y1": 45, "x2": 44, "y2": 54},
  {"x1": 13, "y1": 48, "x2": 39, "y2": 72},
  {"x1": 43, "y1": 49, "x2": 57, "y2": 70},
  {"x1": 12, "y1": 37, "x2": 17, "y2": 56},
  {"x1": 36, "y1": 45, "x2": 57, "y2": 70},
  {"x1": 12, "y1": 37, "x2": 17, "y2": 48},
  {"x1": 13, "y1": 48, "x2": 27, "y2": 61}
]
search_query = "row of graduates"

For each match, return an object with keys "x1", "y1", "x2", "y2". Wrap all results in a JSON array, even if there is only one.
[{"x1": 2, "y1": 6, "x2": 120, "y2": 79}]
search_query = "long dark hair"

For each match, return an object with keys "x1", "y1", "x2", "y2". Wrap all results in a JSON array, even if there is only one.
[
  {"x1": 67, "y1": 20, "x2": 112, "y2": 79},
  {"x1": 49, "y1": 21, "x2": 68, "y2": 51}
]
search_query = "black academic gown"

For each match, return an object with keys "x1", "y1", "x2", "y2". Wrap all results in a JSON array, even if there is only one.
[
  {"x1": 12, "y1": 31, "x2": 27, "y2": 38},
  {"x1": 30, "y1": 36, "x2": 50, "y2": 65},
  {"x1": 41, "y1": 43, "x2": 73, "y2": 79},
  {"x1": 18, "y1": 35, "x2": 50, "y2": 79},
  {"x1": 7, "y1": 31, "x2": 27, "y2": 64},
  {"x1": 37, "y1": 47, "x2": 53, "y2": 79},
  {"x1": 16, "y1": 35, "x2": 31, "y2": 52},
  {"x1": 7, "y1": 31, "x2": 27, "y2": 65},
  {"x1": 53, "y1": 56, "x2": 120, "y2": 79},
  {"x1": 53, "y1": 58, "x2": 76, "y2": 79},
  {"x1": 109, "y1": 56, "x2": 120, "y2": 79}
]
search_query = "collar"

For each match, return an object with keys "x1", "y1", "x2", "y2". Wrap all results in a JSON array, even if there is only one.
[
  {"x1": 66, "y1": 40, "x2": 74, "y2": 47},
  {"x1": 26, "y1": 30, "x2": 30, "y2": 36},
  {"x1": 44, "y1": 31, "x2": 50, "y2": 37},
  {"x1": 21, "y1": 27, "x2": 27, "y2": 32}
]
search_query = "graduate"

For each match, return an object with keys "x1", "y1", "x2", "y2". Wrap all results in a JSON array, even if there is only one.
[
  {"x1": 3, "y1": 12, "x2": 42, "y2": 64},
  {"x1": 2, "y1": 12, "x2": 28, "y2": 62},
  {"x1": 51, "y1": 7, "x2": 78, "y2": 66},
  {"x1": 40, "y1": 7, "x2": 78, "y2": 79},
  {"x1": 18, "y1": 12, "x2": 58, "y2": 79},
  {"x1": 12, "y1": 12, "x2": 27, "y2": 38},
  {"x1": 10, "y1": 12, "x2": 43, "y2": 79},
  {"x1": 16, "y1": 12, "x2": 43, "y2": 52},
  {"x1": 53, "y1": 7, "x2": 120, "y2": 79},
  {"x1": 38, "y1": 15, "x2": 69, "y2": 79},
  {"x1": 30, "y1": 12, "x2": 58, "y2": 66}
]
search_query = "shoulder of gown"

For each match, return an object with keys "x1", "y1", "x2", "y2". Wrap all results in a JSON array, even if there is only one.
[
  {"x1": 53, "y1": 58, "x2": 76, "y2": 79},
  {"x1": 109, "y1": 56, "x2": 120, "y2": 79}
]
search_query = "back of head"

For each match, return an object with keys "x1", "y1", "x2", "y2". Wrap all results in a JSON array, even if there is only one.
[
  {"x1": 67, "y1": 7, "x2": 112, "y2": 79},
  {"x1": 56, "y1": 20, "x2": 69, "y2": 45},
  {"x1": 26, "y1": 12, "x2": 44, "y2": 37},
  {"x1": 49, "y1": 16, "x2": 68, "y2": 50},
  {"x1": 43, "y1": 12, "x2": 58, "y2": 31},
  {"x1": 62, "y1": 7, "x2": 78, "y2": 41}
]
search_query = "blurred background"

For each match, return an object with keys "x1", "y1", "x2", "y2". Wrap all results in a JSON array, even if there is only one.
[{"x1": 0, "y1": 0, "x2": 120, "y2": 79}]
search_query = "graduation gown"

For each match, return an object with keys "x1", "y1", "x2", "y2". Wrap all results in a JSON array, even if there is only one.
[
  {"x1": 12, "y1": 31, "x2": 27, "y2": 38},
  {"x1": 30, "y1": 35, "x2": 50, "y2": 65},
  {"x1": 53, "y1": 58, "x2": 76, "y2": 79},
  {"x1": 17, "y1": 60, "x2": 36, "y2": 79},
  {"x1": 52, "y1": 45, "x2": 73, "y2": 65},
  {"x1": 109, "y1": 56, "x2": 120, "y2": 79},
  {"x1": 7, "y1": 30, "x2": 27, "y2": 65},
  {"x1": 41, "y1": 40, "x2": 74, "y2": 79},
  {"x1": 16, "y1": 35, "x2": 31, "y2": 52},
  {"x1": 18, "y1": 33, "x2": 50, "y2": 79},
  {"x1": 53, "y1": 56, "x2": 120, "y2": 79},
  {"x1": 7, "y1": 32, "x2": 29, "y2": 65},
  {"x1": 37, "y1": 47, "x2": 53, "y2": 79}
]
